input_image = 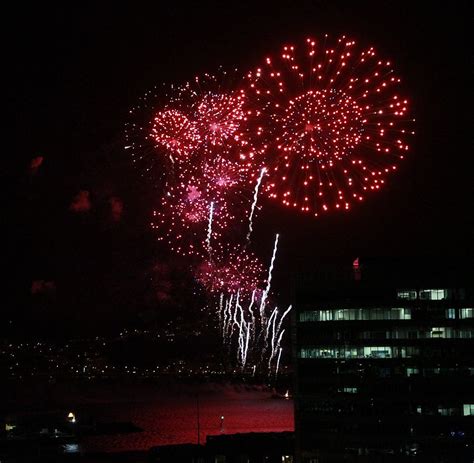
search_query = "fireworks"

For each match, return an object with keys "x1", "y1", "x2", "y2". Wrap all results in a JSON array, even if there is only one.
[
  {"x1": 125, "y1": 69, "x2": 255, "y2": 183},
  {"x1": 195, "y1": 245, "x2": 265, "y2": 294},
  {"x1": 151, "y1": 178, "x2": 235, "y2": 258},
  {"x1": 151, "y1": 154, "x2": 254, "y2": 258},
  {"x1": 150, "y1": 109, "x2": 199, "y2": 161},
  {"x1": 216, "y1": 235, "x2": 291, "y2": 375},
  {"x1": 246, "y1": 167, "x2": 267, "y2": 243},
  {"x1": 245, "y1": 35, "x2": 415, "y2": 215},
  {"x1": 127, "y1": 34, "x2": 414, "y2": 375},
  {"x1": 193, "y1": 92, "x2": 246, "y2": 148}
]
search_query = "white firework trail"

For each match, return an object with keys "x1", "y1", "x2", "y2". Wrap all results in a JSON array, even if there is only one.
[
  {"x1": 214, "y1": 233, "x2": 292, "y2": 376},
  {"x1": 243, "y1": 324, "x2": 251, "y2": 367},
  {"x1": 259, "y1": 234, "x2": 279, "y2": 321},
  {"x1": 246, "y1": 167, "x2": 267, "y2": 243},
  {"x1": 269, "y1": 328, "x2": 286, "y2": 372},
  {"x1": 222, "y1": 293, "x2": 233, "y2": 345},
  {"x1": 247, "y1": 290, "x2": 257, "y2": 343},
  {"x1": 268, "y1": 305, "x2": 292, "y2": 373},
  {"x1": 265, "y1": 307, "x2": 278, "y2": 345},
  {"x1": 231, "y1": 290, "x2": 240, "y2": 341},
  {"x1": 275, "y1": 305, "x2": 292, "y2": 341},
  {"x1": 237, "y1": 301, "x2": 244, "y2": 363},
  {"x1": 206, "y1": 201, "x2": 214, "y2": 255},
  {"x1": 275, "y1": 347, "x2": 283, "y2": 379},
  {"x1": 218, "y1": 292, "x2": 224, "y2": 326},
  {"x1": 271, "y1": 310, "x2": 278, "y2": 359}
]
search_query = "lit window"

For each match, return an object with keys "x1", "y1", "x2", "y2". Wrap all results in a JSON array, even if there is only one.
[
  {"x1": 460, "y1": 308, "x2": 473, "y2": 319},
  {"x1": 397, "y1": 290, "x2": 417, "y2": 300},
  {"x1": 437, "y1": 407, "x2": 458, "y2": 416},
  {"x1": 407, "y1": 367, "x2": 419, "y2": 377},
  {"x1": 339, "y1": 387, "x2": 357, "y2": 394},
  {"x1": 419, "y1": 289, "x2": 448, "y2": 301},
  {"x1": 446, "y1": 308, "x2": 456, "y2": 319},
  {"x1": 416, "y1": 406, "x2": 422, "y2": 414},
  {"x1": 459, "y1": 329, "x2": 474, "y2": 339},
  {"x1": 299, "y1": 308, "x2": 411, "y2": 322},
  {"x1": 364, "y1": 346, "x2": 391, "y2": 358},
  {"x1": 299, "y1": 346, "x2": 417, "y2": 359},
  {"x1": 431, "y1": 327, "x2": 445, "y2": 338},
  {"x1": 463, "y1": 404, "x2": 474, "y2": 416}
]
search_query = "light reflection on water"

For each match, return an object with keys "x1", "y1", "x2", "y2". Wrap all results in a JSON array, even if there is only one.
[
  {"x1": 76, "y1": 382, "x2": 294, "y2": 452},
  {"x1": 63, "y1": 443, "x2": 80, "y2": 453}
]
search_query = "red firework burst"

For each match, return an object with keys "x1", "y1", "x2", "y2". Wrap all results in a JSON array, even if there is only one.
[
  {"x1": 151, "y1": 172, "x2": 238, "y2": 258},
  {"x1": 200, "y1": 155, "x2": 249, "y2": 199},
  {"x1": 150, "y1": 109, "x2": 199, "y2": 160},
  {"x1": 193, "y1": 91, "x2": 246, "y2": 148},
  {"x1": 125, "y1": 68, "x2": 258, "y2": 183},
  {"x1": 245, "y1": 35, "x2": 415, "y2": 215},
  {"x1": 195, "y1": 245, "x2": 265, "y2": 294}
]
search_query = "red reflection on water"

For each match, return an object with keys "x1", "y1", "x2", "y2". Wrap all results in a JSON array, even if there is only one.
[{"x1": 81, "y1": 384, "x2": 294, "y2": 452}]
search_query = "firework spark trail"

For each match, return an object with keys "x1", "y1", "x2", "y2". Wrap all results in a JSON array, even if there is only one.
[
  {"x1": 271, "y1": 309, "x2": 278, "y2": 358},
  {"x1": 243, "y1": 323, "x2": 251, "y2": 367},
  {"x1": 218, "y1": 287, "x2": 290, "y2": 374},
  {"x1": 237, "y1": 301, "x2": 244, "y2": 364},
  {"x1": 213, "y1": 234, "x2": 290, "y2": 374},
  {"x1": 265, "y1": 307, "x2": 278, "y2": 345},
  {"x1": 275, "y1": 347, "x2": 283, "y2": 379},
  {"x1": 239, "y1": 308, "x2": 250, "y2": 368},
  {"x1": 276, "y1": 329, "x2": 285, "y2": 356},
  {"x1": 236, "y1": 299, "x2": 253, "y2": 369},
  {"x1": 229, "y1": 290, "x2": 240, "y2": 342},
  {"x1": 248, "y1": 290, "x2": 257, "y2": 342},
  {"x1": 246, "y1": 167, "x2": 267, "y2": 243},
  {"x1": 269, "y1": 328, "x2": 286, "y2": 371},
  {"x1": 218, "y1": 292, "x2": 224, "y2": 326},
  {"x1": 206, "y1": 201, "x2": 214, "y2": 256},
  {"x1": 226, "y1": 295, "x2": 234, "y2": 344},
  {"x1": 275, "y1": 305, "x2": 292, "y2": 342},
  {"x1": 221, "y1": 294, "x2": 227, "y2": 343},
  {"x1": 268, "y1": 305, "x2": 291, "y2": 372},
  {"x1": 259, "y1": 234, "x2": 280, "y2": 322},
  {"x1": 223, "y1": 293, "x2": 233, "y2": 344}
]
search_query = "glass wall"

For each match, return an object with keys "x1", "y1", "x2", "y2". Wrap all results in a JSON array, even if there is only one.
[
  {"x1": 299, "y1": 345, "x2": 420, "y2": 359},
  {"x1": 463, "y1": 404, "x2": 474, "y2": 416},
  {"x1": 397, "y1": 290, "x2": 417, "y2": 300},
  {"x1": 460, "y1": 308, "x2": 473, "y2": 319},
  {"x1": 446, "y1": 308, "x2": 456, "y2": 319},
  {"x1": 299, "y1": 308, "x2": 411, "y2": 322},
  {"x1": 359, "y1": 327, "x2": 474, "y2": 339},
  {"x1": 419, "y1": 289, "x2": 448, "y2": 300}
]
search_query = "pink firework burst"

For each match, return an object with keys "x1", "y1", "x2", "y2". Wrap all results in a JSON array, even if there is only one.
[
  {"x1": 245, "y1": 35, "x2": 415, "y2": 216},
  {"x1": 150, "y1": 109, "x2": 199, "y2": 160},
  {"x1": 125, "y1": 68, "x2": 258, "y2": 183},
  {"x1": 151, "y1": 176, "x2": 236, "y2": 258},
  {"x1": 201, "y1": 155, "x2": 247, "y2": 196},
  {"x1": 195, "y1": 245, "x2": 265, "y2": 294},
  {"x1": 193, "y1": 91, "x2": 246, "y2": 148},
  {"x1": 171, "y1": 153, "x2": 255, "y2": 224}
]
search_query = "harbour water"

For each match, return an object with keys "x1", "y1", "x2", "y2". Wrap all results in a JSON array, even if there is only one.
[{"x1": 2, "y1": 379, "x2": 294, "y2": 453}]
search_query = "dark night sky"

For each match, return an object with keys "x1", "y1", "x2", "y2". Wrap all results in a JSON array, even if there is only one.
[{"x1": 5, "y1": 2, "x2": 473, "y2": 337}]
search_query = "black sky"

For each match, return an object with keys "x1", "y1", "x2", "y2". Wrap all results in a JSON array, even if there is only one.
[{"x1": 6, "y1": 2, "x2": 473, "y2": 336}]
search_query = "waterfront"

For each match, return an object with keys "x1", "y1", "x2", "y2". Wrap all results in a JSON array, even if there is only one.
[{"x1": 2, "y1": 379, "x2": 294, "y2": 453}]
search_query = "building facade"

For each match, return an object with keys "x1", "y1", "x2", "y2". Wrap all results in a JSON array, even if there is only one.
[{"x1": 293, "y1": 259, "x2": 474, "y2": 462}]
